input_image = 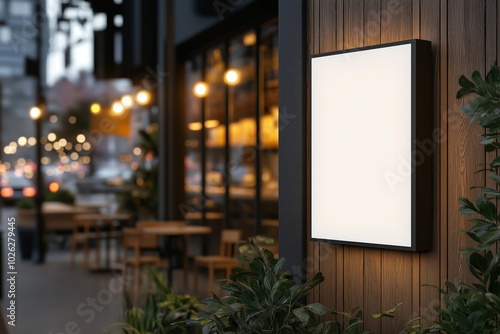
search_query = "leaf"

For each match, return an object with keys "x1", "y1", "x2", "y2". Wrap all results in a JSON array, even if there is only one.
[
  {"x1": 457, "y1": 75, "x2": 476, "y2": 98},
  {"x1": 491, "y1": 156, "x2": 500, "y2": 168},
  {"x1": 475, "y1": 195, "x2": 497, "y2": 222},
  {"x1": 480, "y1": 228, "x2": 500, "y2": 245},
  {"x1": 305, "y1": 303, "x2": 330, "y2": 316},
  {"x1": 371, "y1": 302, "x2": 403, "y2": 319},
  {"x1": 458, "y1": 197, "x2": 479, "y2": 215},
  {"x1": 482, "y1": 187, "x2": 500, "y2": 197},
  {"x1": 293, "y1": 307, "x2": 311, "y2": 324}
]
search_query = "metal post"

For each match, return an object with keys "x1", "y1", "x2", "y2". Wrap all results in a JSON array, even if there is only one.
[
  {"x1": 33, "y1": 0, "x2": 45, "y2": 264},
  {"x1": 33, "y1": 116, "x2": 45, "y2": 263}
]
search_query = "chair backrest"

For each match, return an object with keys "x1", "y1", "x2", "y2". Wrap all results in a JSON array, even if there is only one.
[{"x1": 219, "y1": 229, "x2": 242, "y2": 257}]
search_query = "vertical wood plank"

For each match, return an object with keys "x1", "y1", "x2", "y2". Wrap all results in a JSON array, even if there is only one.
[
  {"x1": 413, "y1": 0, "x2": 421, "y2": 39},
  {"x1": 344, "y1": 0, "x2": 364, "y2": 49},
  {"x1": 362, "y1": 0, "x2": 382, "y2": 332},
  {"x1": 343, "y1": 247, "x2": 365, "y2": 314},
  {"x1": 439, "y1": 0, "x2": 449, "y2": 310},
  {"x1": 320, "y1": 0, "x2": 337, "y2": 52},
  {"x1": 418, "y1": 0, "x2": 442, "y2": 326},
  {"x1": 363, "y1": 0, "x2": 381, "y2": 46},
  {"x1": 363, "y1": 249, "x2": 382, "y2": 332},
  {"x1": 381, "y1": 252, "x2": 413, "y2": 332},
  {"x1": 341, "y1": 0, "x2": 365, "y2": 325},
  {"x1": 379, "y1": 1, "x2": 414, "y2": 331},
  {"x1": 380, "y1": 0, "x2": 413, "y2": 43},
  {"x1": 447, "y1": 0, "x2": 485, "y2": 284}
]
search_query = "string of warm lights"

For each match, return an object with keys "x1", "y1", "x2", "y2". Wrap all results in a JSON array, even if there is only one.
[{"x1": 90, "y1": 89, "x2": 151, "y2": 116}]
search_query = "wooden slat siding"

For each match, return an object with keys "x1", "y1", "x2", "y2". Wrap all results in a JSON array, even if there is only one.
[
  {"x1": 341, "y1": 0, "x2": 365, "y2": 323},
  {"x1": 317, "y1": 0, "x2": 338, "y2": 320},
  {"x1": 379, "y1": 1, "x2": 414, "y2": 332},
  {"x1": 305, "y1": 0, "x2": 497, "y2": 330},
  {"x1": 335, "y1": 0, "x2": 345, "y2": 318},
  {"x1": 307, "y1": 0, "x2": 320, "y2": 306},
  {"x1": 418, "y1": 0, "x2": 441, "y2": 326},
  {"x1": 447, "y1": 0, "x2": 485, "y2": 285},
  {"x1": 362, "y1": 0, "x2": 382, "y2": 332},
  {"x1": 439, "y1": 0, "x2": 449, "y2": 310}
]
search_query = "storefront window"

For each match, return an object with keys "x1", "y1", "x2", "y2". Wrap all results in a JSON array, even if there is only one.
[{"x1": 183, "y1": 20, "x2": 278, "y2": 242}]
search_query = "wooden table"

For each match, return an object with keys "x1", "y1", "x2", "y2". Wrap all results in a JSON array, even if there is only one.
[
  {"x1": 142, "y1": 222, "x2": 212, "y2": 287},
  {"x1": 73, "y1": 213, "x2": 132, "y2": 272}
]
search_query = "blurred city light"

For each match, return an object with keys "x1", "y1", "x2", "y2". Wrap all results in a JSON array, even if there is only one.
[
  {"x1": 90, "y1": 103, "x2": 101, "y2": 114},
  {"x1": 23, "y1": 187, "x2": 36, "y2": 197},
  {"x1": 135, "y1": 90, "x2": 151, "y2": 105},
  {"x1": 29, "y1": 106, "x2": 42, "y2": 120}
]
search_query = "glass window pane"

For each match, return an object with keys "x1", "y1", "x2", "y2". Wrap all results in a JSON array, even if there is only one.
[
  {"x1": 228, "y1": 29, "x2": 257, "y2": 236},
  {"x1": 184, "y1": 56, "x2": 203, "y2": 215},
  {"x1": 204, "y1": 44, "x2": 226, "y2": 216},
  {"x1": 259, "y1": 21, "x2": 279, "y2": 243}
]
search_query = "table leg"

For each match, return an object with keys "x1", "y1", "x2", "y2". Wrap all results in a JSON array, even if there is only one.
[
  {"x1": 95, "y1": 228, "x2": 101, "y2": 267},
  {"x1": 105, "y1": 228, "x2": 110, "y2": 270},
  {"x1": 161, "y1": 236, "x2": 174, "y2": 284}
]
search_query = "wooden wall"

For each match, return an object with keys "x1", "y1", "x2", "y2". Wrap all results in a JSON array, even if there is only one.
[{"x1": 306, "y1": 0, "x2": 496, "y2": 332}]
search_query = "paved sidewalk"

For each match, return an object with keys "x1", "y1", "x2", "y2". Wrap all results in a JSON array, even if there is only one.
[{"x1": 0, "y1": 206, "x2": 125, "y2": 334}]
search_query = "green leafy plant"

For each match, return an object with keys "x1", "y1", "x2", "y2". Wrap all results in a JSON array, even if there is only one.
[
  {"x1": 16, "y1": 197, "x2": 35, "y2": 209},
  {"x1": 238, "y1": 235, "x2": 276, "y2": 263},
  {"x1": 186, "y1": 240, "x2": 415, "y2": 334},
  {"x1": 329, "y1": 304, "x2": 420, "y2": 334},
  {"x1": 107, "y1": 269, "x2": 202, "y2": 334},
  {"x1": 422, "y1": 63, "x2": 500, "y2": 333},
  {"x1": 119, "y1": 124, "x2": 158, "y2": 218},
  {"x1": 187, "y1": 240, "x2": 330, "y2": 333},
  {"x1": 45, "y1": 188, "x2": 75, "y2": 204}
]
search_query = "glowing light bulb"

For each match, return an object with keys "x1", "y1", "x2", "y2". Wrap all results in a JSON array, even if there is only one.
[
  {"x1": 193, "y1": 82, "x2": 209, "y2": 98},
  {"x1": 29, "y1": 107, "x2": 42, "y2": 120},
  {"x1": 224, "y1": 69, "x2": 240, "y2": 85}
]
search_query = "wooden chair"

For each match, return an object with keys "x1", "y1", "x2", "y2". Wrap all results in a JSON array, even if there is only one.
[
  {"x1": 70, "y1": 218, "x2": 99, "y2": 267},
  {"x1": 123, "y1": 221, "x2": 179, "y2": 295},
  {"x1": 71, "y1": 216, "x2": 121, "y2": 267},
  {"x1": 193, "y1": 229, "x2": 242, "y2": 296}
]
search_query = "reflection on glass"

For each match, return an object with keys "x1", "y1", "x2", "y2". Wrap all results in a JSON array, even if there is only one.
[
  {"x1": 228, "y1": 29, "x2": 257, "y2": 233},
  {"x1": 204, "y1": 45, "x2": 226, "y2": 215},
  {"x1": 259, "y1": 21, "x2": 279, "y2": 243},
  {"x1": 184, "y1": 56, "x2": 203, "y2": 202}
]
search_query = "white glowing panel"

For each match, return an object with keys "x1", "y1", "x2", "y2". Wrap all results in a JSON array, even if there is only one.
[{"x1": 311, "y1": 43, "x2": 416, "y2": 248}]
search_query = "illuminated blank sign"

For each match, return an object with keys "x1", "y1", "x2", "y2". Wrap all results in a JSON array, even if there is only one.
[{"x1": 311, "y1": 40, "x2": 432, "y2": 251}]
